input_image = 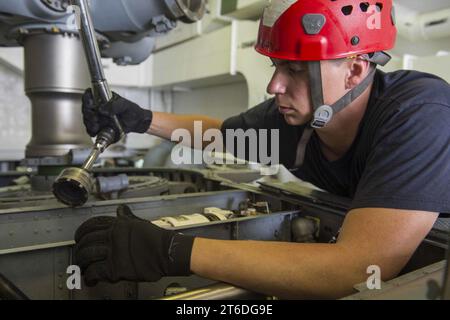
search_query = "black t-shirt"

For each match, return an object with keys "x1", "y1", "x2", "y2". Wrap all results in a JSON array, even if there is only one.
[{"x1": 222, "y1": 70, "x2": 450, "y2": 214}]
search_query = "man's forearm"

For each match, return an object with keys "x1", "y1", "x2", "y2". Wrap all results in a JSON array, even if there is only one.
[
  {"x1": 149, "y1": 112, "x2": 223, "y2": 149},
  {"x1": 190, "y1": 238, "x2": 368, "y2": 299}
]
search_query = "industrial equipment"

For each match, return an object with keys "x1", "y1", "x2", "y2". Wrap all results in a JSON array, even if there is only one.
[
  {"x1": 53, "y1": 0, "x2": 124, "y2": 207},
  {"x1": 0, "y1": 0, "x2": 206, "y2": 193},
  {"x1": 0, "y1": 0, "x2": 449, "y2": 300},
  {"x1": 0, "y1": 167, "x2": 449, "y2": 300}
]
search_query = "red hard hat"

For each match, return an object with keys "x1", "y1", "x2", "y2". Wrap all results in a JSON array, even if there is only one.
[{"x1": 255, "y1": 0, "x2": 397, "y2": 61}]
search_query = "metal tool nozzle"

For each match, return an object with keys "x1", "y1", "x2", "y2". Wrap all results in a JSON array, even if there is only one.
[
  {"x1": 52, "y1": 167, "x2": 93, "y2": 207},
  {"x1": 52, "y1": 0, "x2": 123, "y2": 207}
]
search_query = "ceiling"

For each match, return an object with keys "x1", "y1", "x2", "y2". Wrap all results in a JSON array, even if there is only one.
[
  {"x1": 392, "y1": 0, "x2": 450, "y2": 56},
  {"x1": 394, "y1": 0, "x2": 450, "y2": 14}
]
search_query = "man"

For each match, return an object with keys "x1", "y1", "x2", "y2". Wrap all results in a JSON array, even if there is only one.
[{"x1": 74, "y1": 0, "x2": 450, "y2": 299}]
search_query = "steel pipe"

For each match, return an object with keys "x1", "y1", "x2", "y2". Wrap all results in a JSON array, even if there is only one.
[
  {"x1": 160, "y1": 283, "x2": 265, "y2": 300},
  {"x1": 24, "y1": 32, "x2": 92, "y2": 158}
]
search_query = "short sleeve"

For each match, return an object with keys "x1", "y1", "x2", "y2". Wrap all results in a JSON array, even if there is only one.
[
  {"x1": 351, "y1": 103, "x2": 450, "y2": 214},
  {"x1": 221, "y1": 98, "x2": 278, "y2": 132},
  {"x1": 221, "y1": 98, "x2": 302, "y2": 167}
]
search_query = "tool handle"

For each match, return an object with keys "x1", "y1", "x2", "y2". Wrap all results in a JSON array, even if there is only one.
[{"x1": 72, "y1": 0, "x2": 124, "y2": 140}]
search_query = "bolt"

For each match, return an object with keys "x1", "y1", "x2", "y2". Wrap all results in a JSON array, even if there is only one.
[
  {"x1": 115, "y1": 56, "x2": 133, "y2": 66},
  {"x1": 351, "y1": 36, "x2": 360, "y2": 46}
]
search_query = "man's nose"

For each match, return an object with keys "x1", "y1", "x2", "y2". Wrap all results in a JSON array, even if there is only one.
[{"x1": 267, "y1": 70, "x2": 287, "y2": 95}]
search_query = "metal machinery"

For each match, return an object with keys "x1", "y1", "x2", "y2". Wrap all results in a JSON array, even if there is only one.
[
  {"x1": 0, "y1": 166, "x2": 449, "y2": 300},
  {"x1": 0, "y1": 0, "x2": 206, "y2": 192},
  {"x1": 0, "y1": 0, "x2": 449, "y2": 300}
]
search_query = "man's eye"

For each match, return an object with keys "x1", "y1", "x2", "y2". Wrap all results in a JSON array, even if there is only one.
[{"x1": 289, "y1": 68, "x2": 305, "y2": 74}]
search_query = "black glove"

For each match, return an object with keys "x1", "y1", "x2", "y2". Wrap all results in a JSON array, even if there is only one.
[
  {"x1": 82, "y1": 89, "x2": 153, "y2": 142},
  {"x1": 73, "y1": 205, "x2": 195, "y2": 286}
]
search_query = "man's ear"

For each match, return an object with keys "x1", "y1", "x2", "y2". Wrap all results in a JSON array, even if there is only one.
[{"x1": 345, "y1": 58, "x2": 371, "y2": 90}]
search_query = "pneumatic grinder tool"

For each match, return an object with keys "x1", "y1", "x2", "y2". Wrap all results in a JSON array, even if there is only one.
[{"x1": 53, "y1": 0, "x2": 124, "y2": 207}]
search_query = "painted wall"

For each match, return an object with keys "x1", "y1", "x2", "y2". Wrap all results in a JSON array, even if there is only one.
[
  {"x1": 0, "y1": 64, "x2": 30, "y2": 161},
  {"x1": 408, "y1": 55, "x2": 450, "y2": 83},
  {"x1": 172, "y1": 81, "x2": 249, "y2": 119}
]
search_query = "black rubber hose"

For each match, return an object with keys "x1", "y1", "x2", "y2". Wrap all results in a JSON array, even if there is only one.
[{"x1": 0, "y1": 273, "x2": 29, "y2": 300}]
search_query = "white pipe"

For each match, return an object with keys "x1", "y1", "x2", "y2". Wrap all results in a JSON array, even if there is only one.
[
  {"x1": 215, "y1": 0, "x2": 238, "y2": 76},
  {"x1": 419, "y1": 8, "x2": 450, "y2": 41},
  {"x1": 403, "y1": 54, "x2": 416, "y2": 70}
]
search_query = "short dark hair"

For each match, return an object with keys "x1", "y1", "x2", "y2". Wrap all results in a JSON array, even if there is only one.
[{"x1": 331, "y1": 57, "x2": 377, "y2": 70}]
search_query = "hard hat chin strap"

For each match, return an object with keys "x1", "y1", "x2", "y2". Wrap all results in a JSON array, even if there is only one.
[
  {"x1": 308, "y1": 61, "x2": 376, "y2": 129},
  {"x1": 294, "y1": 61, "x2": 376, "y2": 167}
]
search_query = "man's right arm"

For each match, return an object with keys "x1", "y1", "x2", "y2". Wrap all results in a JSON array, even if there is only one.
[
  {"x1": 149, "y1": 112, "x2": 223, "y2": 149},
  {"x1": 82, "y1": 89, "x2": 223, "y2": 149}
]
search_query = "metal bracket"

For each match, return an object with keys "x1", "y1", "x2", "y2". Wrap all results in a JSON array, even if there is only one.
[
  {"x1": 302, "y1": 14, "x2": 326, "y2": 35},
  {"x1": 40, "y1": 0, "x2": 70, "y2": 13},
  {"x1": 151, "y1": 15, "x2": 177, "y2": 34}
]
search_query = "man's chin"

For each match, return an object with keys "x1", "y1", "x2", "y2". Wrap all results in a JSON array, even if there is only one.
[{"x1": 283, "y1": 114, "x2": 307, "y2": 126}]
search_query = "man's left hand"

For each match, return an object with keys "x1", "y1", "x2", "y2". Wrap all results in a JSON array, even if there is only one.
[{"x1": 73, "y1": 205, "x2": 195, "y2": 286}]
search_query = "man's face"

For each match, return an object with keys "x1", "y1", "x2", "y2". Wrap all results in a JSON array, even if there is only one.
[{"x1": 267, "y1": 58, "x2": 348, "y2": 126}]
